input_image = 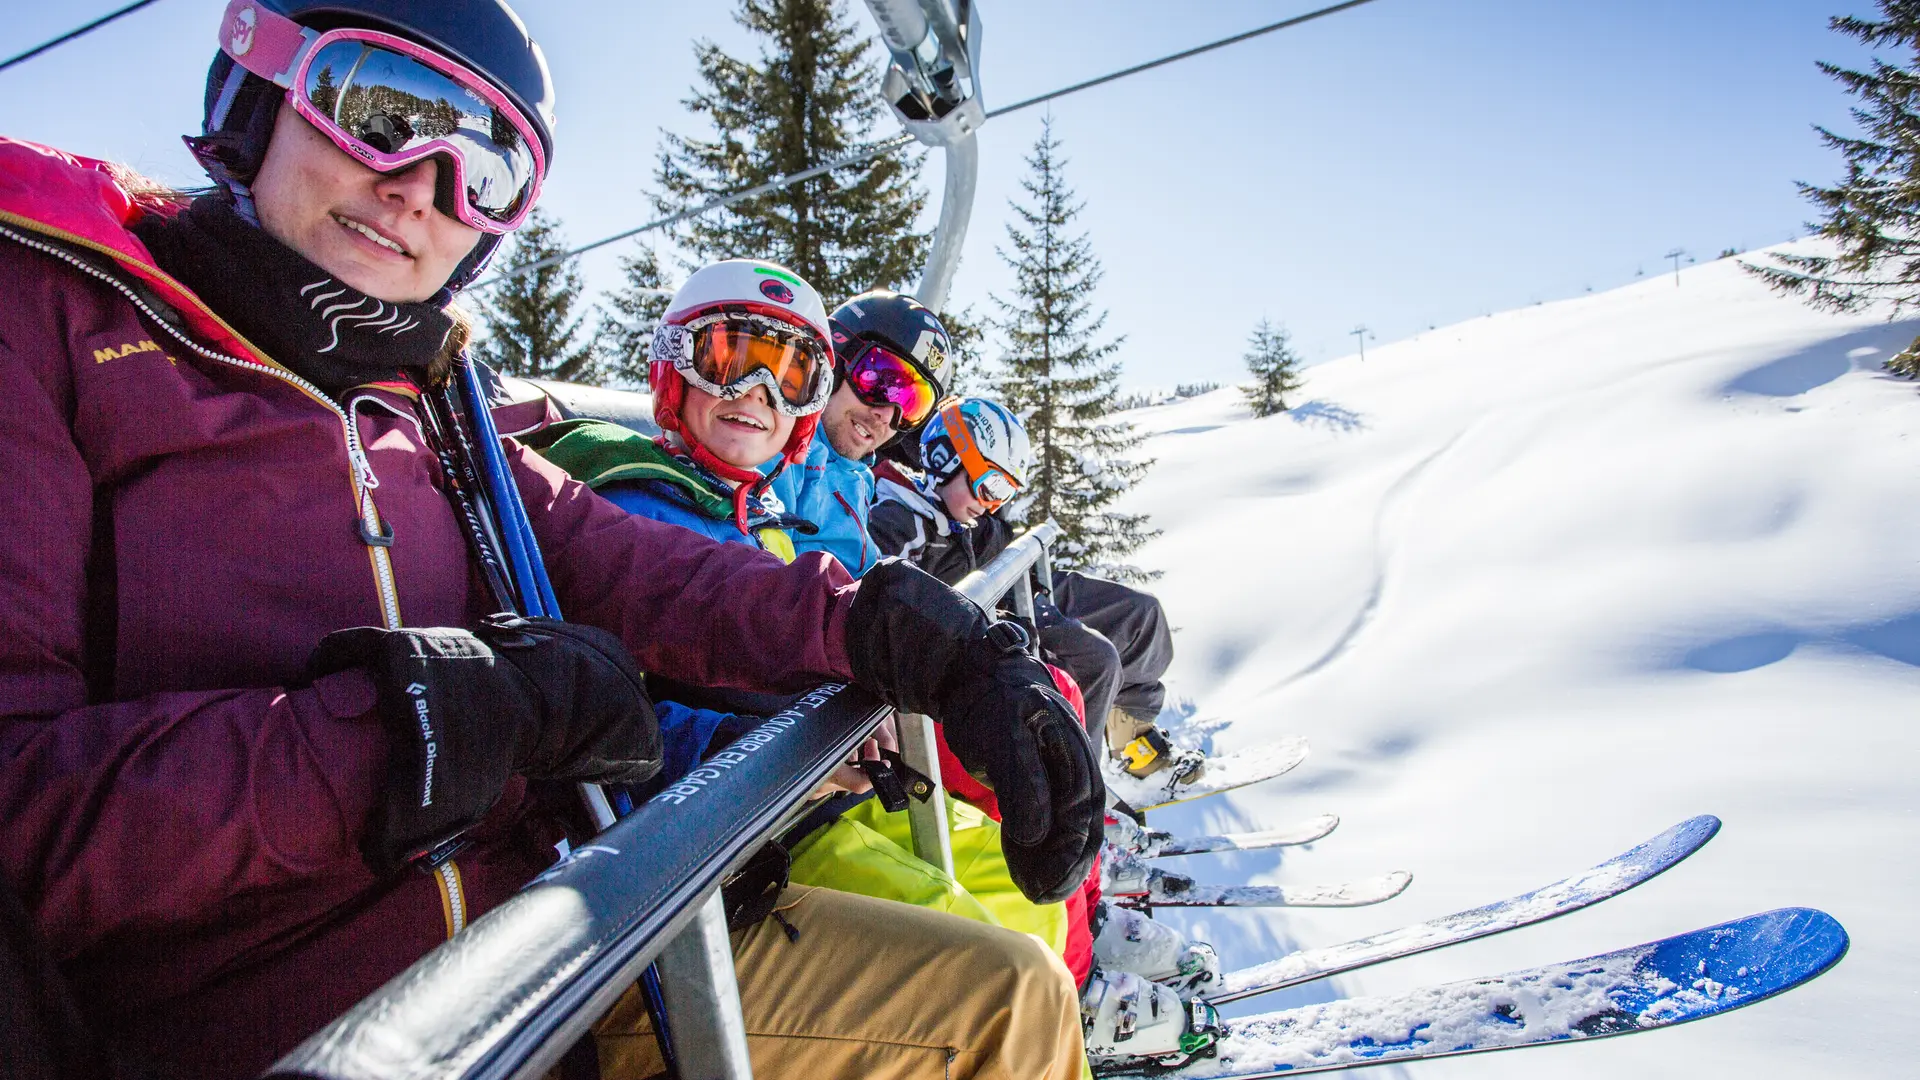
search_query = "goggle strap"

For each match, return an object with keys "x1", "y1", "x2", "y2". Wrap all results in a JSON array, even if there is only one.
[
  {"x1": 942, "y1": 404, "x2": 1007, "y2": 491},
  {"x1": 220, "y1": 0, "x2": 321, "y2": 89},
  {"x1": 942, "y1": 404, "x2": 976, "y2": 465},
  {"x1": 206, "y1": 58, "x2": 250, "y2": 132}
]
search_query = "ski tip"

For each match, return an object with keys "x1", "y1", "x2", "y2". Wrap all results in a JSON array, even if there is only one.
[
  {"x1": 1636, "y1": 814, "x2": 1722, "y2": 863},
  {"x1": 1682, "y1": 813, "x2": 1724, "y2": 843},
  {"x1": 1711, "y1": 906, "x2": 1851, "y2": 984},
  {"x1": 1602, "y1": 907, "x2": 1851, "y2": 1033}
]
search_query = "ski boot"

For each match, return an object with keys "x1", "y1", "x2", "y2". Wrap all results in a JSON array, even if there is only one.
[
  {"x1": 1101, "y1": 843, "x2": 1150, "y2": 896},
  {"x1": 1081, "y1": 967, "x2": 1224, "y2": 1069},
  {"x1": 1091, "y1": 899, "x2": 1221, "y2": 998},
  {"x1": 1107, "y1": 707, "x2": 1207, "y2": 785},
  {"x1": 1101, "y1": 844, "x2": 1207, "y2": 906},
  {"x1": 1105, "y1": 812, "x2": 1176, "y2": 858}
]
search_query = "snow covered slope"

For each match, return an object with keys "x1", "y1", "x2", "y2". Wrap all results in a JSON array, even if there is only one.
[{"x1": 1123, "y1": 245, "x2": 1919, "y2": 1079}]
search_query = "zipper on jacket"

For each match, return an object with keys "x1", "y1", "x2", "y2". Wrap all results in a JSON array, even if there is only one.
[
  {"x1": 433, "y1": 859, "x2": 468, "y2": 938},
  {"x1": 0, "y1": 218, "x2": 403, "y2": 629}
]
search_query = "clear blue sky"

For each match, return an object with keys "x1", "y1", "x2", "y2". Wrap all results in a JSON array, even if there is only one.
[{"x1": 0, "y1": 0, "x2": 1885, "y2": 389}]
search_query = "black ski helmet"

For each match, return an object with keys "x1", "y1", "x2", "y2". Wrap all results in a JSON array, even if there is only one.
[
  {"x1": 189, "y1": 0, "x2": 556, "y2": 295},
  {"x1": 828, "y1": 290, "x2": 955, "y2": 417}
]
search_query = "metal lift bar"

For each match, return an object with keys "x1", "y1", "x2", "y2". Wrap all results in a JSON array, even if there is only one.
[
  {"x1": 896, "y1": 711, "x2": 956, "y2": 875},
  {"x1": 262, "y1": 683, "x2": 890, "y2": 1080},
  {"x1": 915, "y1": 135, "x2": 977, "y2": 314},
  {"x1": 263, "y1": 526, "x2": 1063, "y2": 1080},
  {"x1": 952, "y1": 521, "x2": 1061, "y2": 619},
  {"x1": 654, "y1": 893, "x2": 754, "y2": 1077}
]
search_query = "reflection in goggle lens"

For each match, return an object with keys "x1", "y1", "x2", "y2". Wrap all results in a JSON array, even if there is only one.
[
  {"x1": 847, "y1": 345, "x2": 937, "y2": 428},
  {"x1": 302, "y1": 40, "x2": 536, "y2": 222},
  {"x1": 692, "y1": 322, "x2": 825, "y2": 408},
  {"x1": 975, "y1": 470, "x2": 1018, "y2": 505}
]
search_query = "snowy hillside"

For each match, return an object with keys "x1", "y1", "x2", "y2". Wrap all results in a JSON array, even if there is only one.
[{"x1": 1123, "y1": 246, "x2": 1920, "y2": 1079}]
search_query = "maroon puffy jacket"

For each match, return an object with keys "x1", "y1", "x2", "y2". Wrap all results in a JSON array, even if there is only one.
[{"x1": 0, "y1": 137, "x2": 857, "y2": 1079}]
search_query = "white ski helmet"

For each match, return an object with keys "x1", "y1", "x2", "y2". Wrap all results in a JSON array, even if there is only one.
[
  {"x1": 647, "y1": 258, "x2": 832, "y2": 531},
  {"x1": 919, "y1": 397, "x2": 1033, "y2": 507},
  {"x1": 648, "y1": 258, "x2": 832, "y2": 465},
  {"x1": 658, "y1": 258, "x2": 831, "y2": 344}
]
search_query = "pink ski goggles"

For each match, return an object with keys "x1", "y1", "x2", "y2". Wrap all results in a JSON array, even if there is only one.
[{"x1": 218, "y1": 0, "x2": 546, "y2": 233}]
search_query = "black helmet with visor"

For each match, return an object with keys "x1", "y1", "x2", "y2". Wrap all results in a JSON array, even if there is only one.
[{"x1": 827, "y1": 290, "x2": 954, "y2": 436}]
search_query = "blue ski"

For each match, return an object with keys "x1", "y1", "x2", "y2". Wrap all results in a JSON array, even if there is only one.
[
  {"x1": 1095, "y1": 907, "x2": 1848, "y2": 1077},
  {"x1": 1208, "y1": 815, "x2": 1720, "y2": 1003}
]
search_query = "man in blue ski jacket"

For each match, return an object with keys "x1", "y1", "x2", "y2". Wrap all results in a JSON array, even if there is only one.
[{"x1": 777, "y1": 290, "x2": 954, "y2": 576}]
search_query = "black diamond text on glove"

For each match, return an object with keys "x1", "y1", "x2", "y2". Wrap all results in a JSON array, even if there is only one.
[{"x1": 308, "y1": 615, "x2": 661, "y2": 875}]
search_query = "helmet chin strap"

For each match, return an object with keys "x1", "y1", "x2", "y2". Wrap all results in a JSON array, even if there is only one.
[
  {"x1": 653, "y1": 375, "x2": 817, "y2": 535},
  {"x1": 187, "y1": 60, "x2": 270, "y2": 225}
]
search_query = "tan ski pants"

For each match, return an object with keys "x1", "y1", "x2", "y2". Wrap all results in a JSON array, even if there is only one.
[{"x1": 595, "y1": 884, "x2": 1086, "y2": 1080}]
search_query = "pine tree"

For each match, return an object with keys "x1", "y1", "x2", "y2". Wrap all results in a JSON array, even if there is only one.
[
  {"x1": 992, "y1": 118, "x2": 1157, "y2": 579},
  {"x1": 473, "y1": 208, "x2": 599, "y2": 382},
  {"x1": 1750, "y1": 2, "x2": 1920, "y2": 378},
  {"x1": 595, "y1": 246, "x2": 672, "y2": 389},
  {"x1": 1242, "y1": 319, "x2": 1305, "y2": 417},
  {"x1": 655, "y1": 0, "x2": 928, "y2": 301}
]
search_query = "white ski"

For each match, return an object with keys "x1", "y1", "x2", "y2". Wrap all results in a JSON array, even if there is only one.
[
  {"x1": 1113, "y1": 869, "x2": 1414, "y2": 909},
  {"x1": 1150, "y1": 814, "x2": 1340, "y2": 858},
  {"x1": 1106, "y1": 736, "x2": 1309, "y2": 814}
]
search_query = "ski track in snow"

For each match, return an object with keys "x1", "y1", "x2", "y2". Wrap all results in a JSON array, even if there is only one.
[{"x1": 1260, "y1": 429, "x2": 1472, "y2": 695}]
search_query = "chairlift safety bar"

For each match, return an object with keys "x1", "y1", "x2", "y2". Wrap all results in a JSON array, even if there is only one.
[{"x1": 264, "y1": 523, "x2": 1062, "y2": 1080}]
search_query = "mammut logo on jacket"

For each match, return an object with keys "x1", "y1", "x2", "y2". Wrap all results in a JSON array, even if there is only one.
[
  {"x1": 406, "y1": 681, "x2": 438, "y2": 807},
  {"x1": 92, "y1": 339, "x2": 174, "y2": 365}
]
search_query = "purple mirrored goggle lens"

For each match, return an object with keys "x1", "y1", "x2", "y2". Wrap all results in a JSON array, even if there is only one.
[{"x1": 845, "y1": 344, "x2": 938, "y2": 429}]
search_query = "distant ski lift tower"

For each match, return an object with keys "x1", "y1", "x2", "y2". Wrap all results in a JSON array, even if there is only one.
[
  {"x1": 864, "y1": 0, "x2": 985, "y2": 312},
  {"x1": 1665, "y1": 248, "x2": 1687, "y2": 286},
  {"x1": 1351, "y1": 325, "x2": 1373, "y2": 362}
]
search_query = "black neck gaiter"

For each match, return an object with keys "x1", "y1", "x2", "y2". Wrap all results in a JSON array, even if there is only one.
[{"x1": 134, "y1": 196, "x2": 453, "y2": 399}]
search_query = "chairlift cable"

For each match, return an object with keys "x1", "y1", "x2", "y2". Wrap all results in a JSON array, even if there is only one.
[
  {"x1": 0, "y1": 0, "x2": 165, "y2": 75},
  {"x1": 477, "y1": 0, "x2": 1388, "y2": 291},
  {"x1": 469, "y1": 133, "x2": 915, "y2": 290},
  {"x1": 983, "y1": 0, "x2": 1380, "y2": 119}
]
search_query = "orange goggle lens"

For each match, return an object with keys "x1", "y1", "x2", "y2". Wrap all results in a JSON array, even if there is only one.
[{"x1": 689, "y1": 324, "x2": 825, "y2": 409}]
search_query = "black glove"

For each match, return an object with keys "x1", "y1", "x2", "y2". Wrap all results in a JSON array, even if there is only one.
[
  {"x1": 845, "y1": 559, "x2": 1103, "y2": 904},
  {"x1": 309, "y1": 614, "x2": 662, "y2": 874}
]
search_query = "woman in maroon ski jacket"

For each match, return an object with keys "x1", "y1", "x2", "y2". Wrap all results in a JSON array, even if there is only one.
[
  {"x1": 0, "y1": 134, "x2": 850, "y2": 1072},
  {"x1": 0, "y1": 4, "x2": 1103, "y2": 1077}
]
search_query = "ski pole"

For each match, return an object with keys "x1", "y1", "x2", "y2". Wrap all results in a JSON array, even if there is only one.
[
  {"x1": 453, "y1": 357, "x2": 675, "y2": 1070},
  {"x1": 456, "y1": 358, "x2": 561, "y2": 617}
]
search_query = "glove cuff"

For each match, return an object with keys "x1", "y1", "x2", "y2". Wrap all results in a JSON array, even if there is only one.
[{"x1": 845, "y1": 559, "x2": 990, "y2": 715}]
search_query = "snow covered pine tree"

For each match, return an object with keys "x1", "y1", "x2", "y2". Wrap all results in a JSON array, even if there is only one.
[
  {"x1": 1242, "y1": 318, "x2": 1305, "y2": 417},
  {"x1": 594, "y1": 244, "x2": 672, "y2": 390},
  {"x1": 992, "y1": 117, "x2": 1157, "y2": 578},
  {"x1": 653, "y1": 0, "x2": 929, "y2": 301},
  {"x1": 1750, "y1": 0, "x2": 1920, "y2": 379},
  {"x1": 473, "y1": 207, "x2": 601, "y2": 383}
]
